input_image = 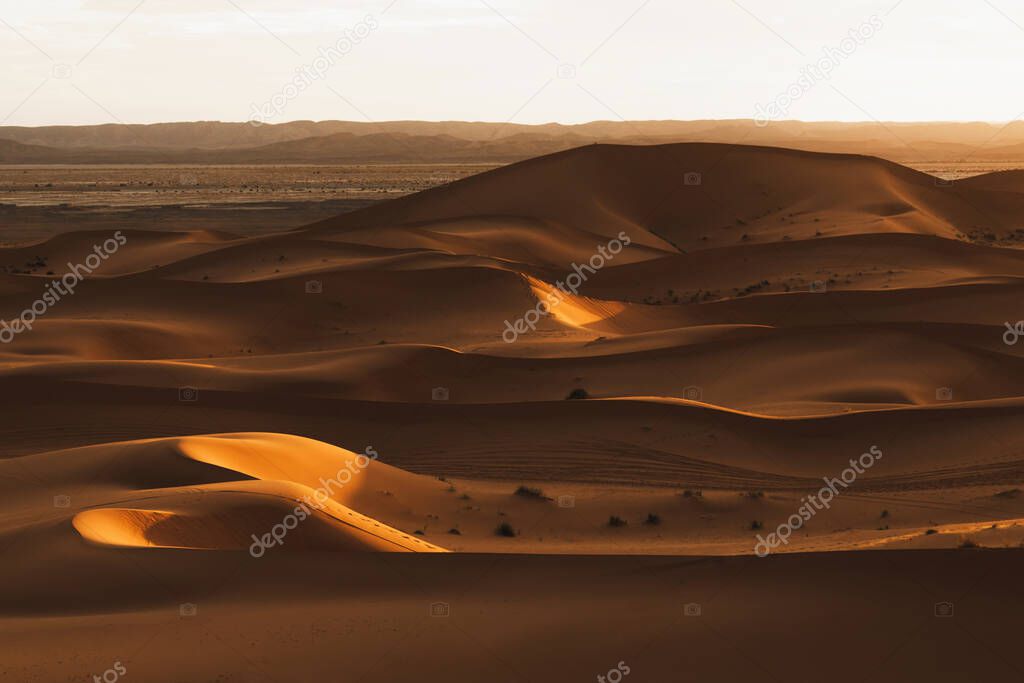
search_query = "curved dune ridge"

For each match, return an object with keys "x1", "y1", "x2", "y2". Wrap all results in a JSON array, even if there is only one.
[
  {"x1": 67, "y1": 433, "x2": 447, "y2": 553},
  {"x1": 525, "y1": 275, "x2": 628, "y2": 331}
]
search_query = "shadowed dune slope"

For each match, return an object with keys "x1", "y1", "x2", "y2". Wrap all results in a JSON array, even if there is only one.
[{"x1": 304, "y1": 143, "x2": 1024, "y2": 251}]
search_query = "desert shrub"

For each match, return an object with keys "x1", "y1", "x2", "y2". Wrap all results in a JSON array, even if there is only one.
[
  {"x1": 514, "y1": 485, "x2": 547, "y2": 500},
  {"x1": 495, "y1": 522, "x2": 516, "y2": 537},
  {"x1": 566, "y1": 388, "x2": 591, "y2": 400},
  {"x1": 750, "y1": 520, "x2": 764, "y2": 530},
  {"x1": 644, "y1": 513, "x2": 661, "y2": 526},
  {"x1": 608, "y1": 515, "x2": 627, "y2": 527}
]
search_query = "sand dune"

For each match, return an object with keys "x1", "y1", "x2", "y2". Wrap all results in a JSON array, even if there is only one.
[
  {"x1": 953, "y1": 168, "x2": 1024, "y2": 192},
  {"x1": 4, "y1": 144, "x2": 1024, "y2": 481},
  {"x1": 5, "y1": 142, "x2": 1024, "y2": 681},
  {"x1": 306, "y1": 144, "x2": 1024, "y2": 250},
  {"x1": 2, "y1": 433, "x2": 447, "y2": 559}
]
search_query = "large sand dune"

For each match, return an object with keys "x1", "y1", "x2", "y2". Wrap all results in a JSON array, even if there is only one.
[{"x1": 3, "y1": 143, "x2": 1024, "y2": 681}]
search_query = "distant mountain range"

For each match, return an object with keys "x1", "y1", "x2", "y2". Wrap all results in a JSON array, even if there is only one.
[{"x1": 3, "y1": 119, "x2": 1024, "y2": 164}]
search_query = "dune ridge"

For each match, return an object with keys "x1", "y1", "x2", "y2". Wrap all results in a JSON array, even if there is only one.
[{"x1": 3, "y1": 433, "x2": 448, "y2": 555}]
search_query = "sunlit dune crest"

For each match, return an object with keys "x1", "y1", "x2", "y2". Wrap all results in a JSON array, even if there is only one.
[
  {"x1": 525, "y1": 275, "x2": 628, "y2": 330},
  {"x1": 63, "y1": 433, "x2": 448, "y2": 553}
]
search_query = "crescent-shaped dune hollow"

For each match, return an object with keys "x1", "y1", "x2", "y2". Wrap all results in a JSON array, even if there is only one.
[{"x1": 64, "y1": 433, "x2": 447, "y2": 553}]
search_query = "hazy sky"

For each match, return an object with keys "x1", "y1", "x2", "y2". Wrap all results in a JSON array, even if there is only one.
[{"x1": 2, "y1": 0, "x2": 1023, "y2": 126}]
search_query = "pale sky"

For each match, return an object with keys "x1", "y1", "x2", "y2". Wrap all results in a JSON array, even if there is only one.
[{"x1": 1, "y1": 0, "x2": 1023, "y2": 126}]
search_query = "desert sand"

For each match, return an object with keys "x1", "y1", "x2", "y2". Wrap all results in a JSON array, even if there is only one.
[{"x1": 3, "y1": 143, "x2": 1024, "y2": 681}]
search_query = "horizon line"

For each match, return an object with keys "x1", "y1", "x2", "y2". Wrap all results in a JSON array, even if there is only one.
[{"x1": 2, "y1": 117, "x2": 1022, "y2": 129}]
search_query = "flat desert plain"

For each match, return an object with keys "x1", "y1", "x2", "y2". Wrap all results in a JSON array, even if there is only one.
[{"x1": 3, "y1": 143, "x2": 1024, "y2": 682}]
